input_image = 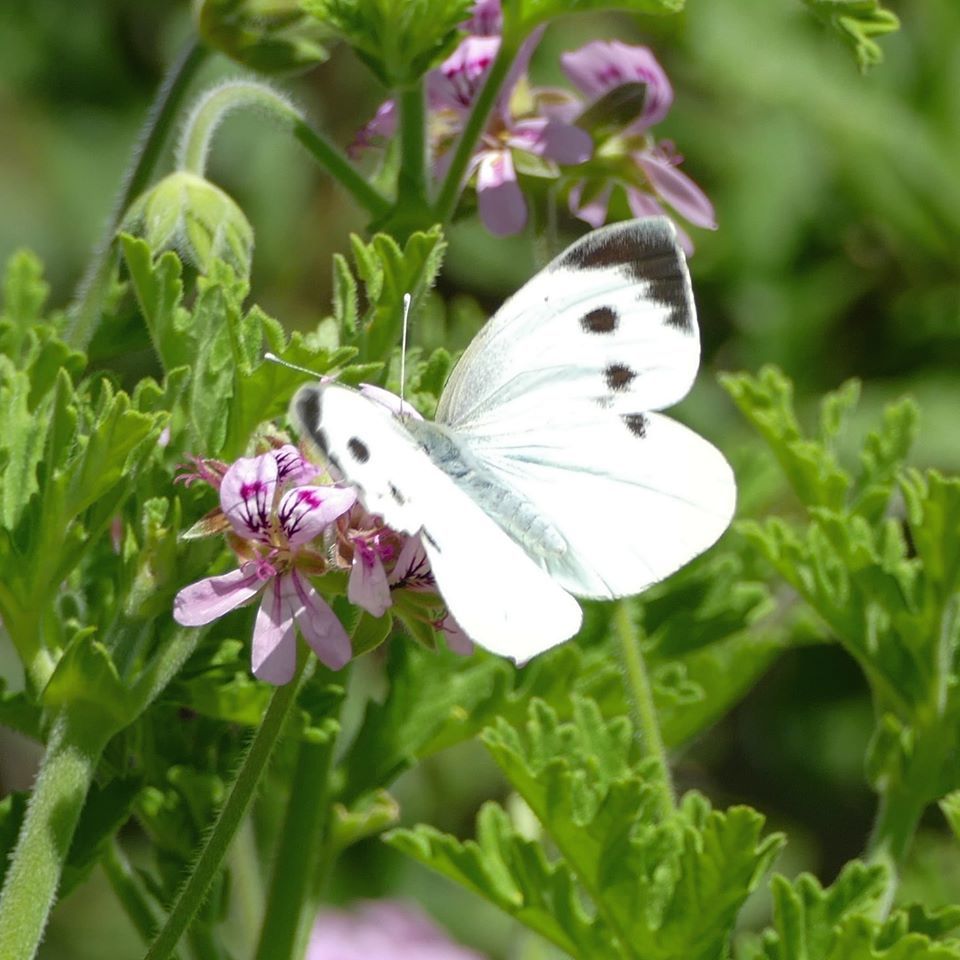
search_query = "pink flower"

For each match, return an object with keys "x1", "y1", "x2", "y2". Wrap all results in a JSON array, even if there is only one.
[
  {"x1": 306, "y1": 901, "x2": 486, "y2": 960},
  {"x1": 173, "y1": 446, "x2": 357, "y2": 684},
  {"x1": 561, "y1": 41, "x2": 716, "y2": 252}
]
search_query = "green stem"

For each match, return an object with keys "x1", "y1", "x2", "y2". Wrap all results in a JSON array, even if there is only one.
[
  {"x1": 68, "y1": 38, "x2": 208, "y2": 350},
  {"x1": 614, "y1": 601, "x2": 676, "y2": 815},
  {"x1": 144, "y1": 652, "x2": 311, "y2": 960},
  {"x1": 432, "y1": 36, "x2": 518, "y2": 222},
  {"x1": 253, "y1": 732, "x2": 338, "y2": 960},
  {"x1": 0, "y1": 708, "x2": 110, "y2": 959},
  {"x1": 293, "y1": 121, "x2": 392, "y2": 218},
  {"x1": 398, "y1": 82, "x2": 427, "y2": 205},
  {"x1": 102, "y1": 838, "x2": 168, "y2": 952}
]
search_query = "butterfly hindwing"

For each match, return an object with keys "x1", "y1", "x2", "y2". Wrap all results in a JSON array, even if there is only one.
[{"x1": 293, "y1": 383, "x2": 583, "y2": 660}]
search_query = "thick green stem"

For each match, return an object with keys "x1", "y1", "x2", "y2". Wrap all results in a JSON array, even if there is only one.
[
  {"x1": 145, "y1": 653, "x2": 311, "y2": 960},
  {"x1": 398, "y1": 82, "x2": 428, "y2": 205},
  {"x1": 432, "y1": 36, "x2": 518, "y2": 222},
  {"x1": 68, "y1": 38, "x2": 208, "y2": 350},
  {"x1": 253, "y1": 733, "x2": 337, "y2": 960},
  {"x1": 614, "y1": 602, "x2": 676, "y2": 816},
  {"x1": 293, "y1": 121, "x2": 392, "y2": 218},
  {"x1": 0, "y1": 708, "x2": 109, "y2": 959}
]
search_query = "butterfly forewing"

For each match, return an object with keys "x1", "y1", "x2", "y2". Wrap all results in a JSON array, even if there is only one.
[{"x1": 293, "y1": 384, "x2": 583, "y2": 660}]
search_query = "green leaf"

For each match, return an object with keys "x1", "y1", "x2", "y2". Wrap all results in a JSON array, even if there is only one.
[
  {"x1": 303, "y1": 0, "x2": 470, "y2": 86},
  {"x1": 507, "y1": 0, "x2": 685, "y2": 34},
  {"x1": 801, "y1": 0, "x2": 901, "y2": 71},
  {"x1": 329, "y1": 789, "x2": 400, "y2": 853}
]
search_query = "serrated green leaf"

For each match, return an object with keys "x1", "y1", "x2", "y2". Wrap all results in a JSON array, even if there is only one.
[
  {"x1": 332, "y1": 251, "x2": 359, "y2": 339},
  {"x1": 329, "y1": 789, "x2": 400, "y2": 853},
  {"x1": 303, "y1": 0, "x2": 471, "y2": 86},
  {"x1": 802, "y1": 0, "x2": 900, "y2": 71}
]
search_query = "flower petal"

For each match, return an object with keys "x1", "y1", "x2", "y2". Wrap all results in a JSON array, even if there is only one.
[
  {"x1": 273, "y1": 444, "x2": 320, "y2": 486},
  {"x1": 252, "y1": 577, "x2": 297, "y2": 684},
  {"x1": 388, "y1": 535, "x2": 433, "y2": 589},
  {"x1": 350, "y1": 99, "x2": 397, "y2": 156},
  {"x1": 289, "y1": 571, "x2": 352, "y2": 670},
  {"x1": 440, "y1": 612, "x2": 473, "y2": 656},
  {"x1": 349, "y1": 546, "x2": 392, "y2": 617},
  {"x1": 507, "y1": 118, "x2": 592, "y2": 165},
  {"x1": 278, "y1": 485, "x2": 357, "y2": 546},
  {"x1": 561, "y1": 41, "x2": 673, "y2": 128},
  {"x1": 464, "y1": 0, "x2": 502, "y2": 35},
  {"x1": 637, "y1": 151, "x2": 717, "y2": 229},
  {"x1": 173, "y1": 566, "x2": 263, "y2": 626},
  {"x1": 429, "y1": 36, "x2": 500, "y2": 112},
  {"x1": 626, "y1": 189, "x2": 695, "y2": 254},
  {"x1": 568, "y1": 180, "x2": 612, "y2": 229},
  {"x1": 477, "y1": 151, "x2": 527, "y2": 236},
  {"x1": 220, "y1": 453, "x2": 278, "y2": 542}
]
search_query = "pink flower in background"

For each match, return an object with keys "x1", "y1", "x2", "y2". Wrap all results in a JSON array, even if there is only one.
[
  {"x1": 173, "y1": 446, "x2": 357, "y2": 684},
  {"x1": 561, "y1": 40, "x2": 716, "y2": 252},
  {"x1": 306, "y1": 901, "x2": 486, "y2": 960}
]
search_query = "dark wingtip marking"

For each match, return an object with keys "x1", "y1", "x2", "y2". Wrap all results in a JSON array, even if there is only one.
[
  {"x1": 347, "y1": 437, "x2": 370, "y2": 463},
  {"x1": 422, "y1": 528, "x2": 440, "y2": 553},
  {"x1": 295, "y1": 389, "x2": 327, "y2": 453},
  {"x1": 558, "y1": 221, "x2": 695, "y2": 334},
  {"x1": 388, "y1": 482, "x2": 406, "y2": 506},
  {"x1": 623, "y1": 413, "x2": 648, "y2": 438},
  {"x1": 581, "y1": 306, "x2": 618, "y2": 334},
  {"x1": 605, "y1": 363, "x2": 636, "y2": 392}
]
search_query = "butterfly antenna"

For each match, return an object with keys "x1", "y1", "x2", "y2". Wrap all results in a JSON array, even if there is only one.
[
  {"x1": 263, "y1": 352, "x2": 325, "y2": 379},
  {"x1": 399, "y1": 292, "x2": 412, "y2": 420}
]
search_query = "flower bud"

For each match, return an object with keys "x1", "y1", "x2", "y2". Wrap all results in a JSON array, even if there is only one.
[{"x1": 122, "y1": 171, "x2": 254, "y2": 277}]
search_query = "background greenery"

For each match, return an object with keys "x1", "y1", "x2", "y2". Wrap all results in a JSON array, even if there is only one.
[{"x1": 1, "y1": 0, "x2": 958, "y2": 957}]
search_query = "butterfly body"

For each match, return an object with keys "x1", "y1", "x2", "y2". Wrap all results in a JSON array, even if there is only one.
[{"x1": 293, "y1": 217, "x2": 735, "y2": 660}]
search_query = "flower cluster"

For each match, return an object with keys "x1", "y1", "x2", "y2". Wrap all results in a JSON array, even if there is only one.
[
  {"x1": 173, "y1": 443, "x2": 468, "y2": 684},
  {"x1": 353, "y1": 0, "x2": 714, "y2": 247}
]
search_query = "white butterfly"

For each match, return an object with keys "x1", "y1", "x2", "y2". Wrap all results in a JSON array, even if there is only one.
[{"x1": 292, "y1": 217, "x2": 735, "y2": 662}]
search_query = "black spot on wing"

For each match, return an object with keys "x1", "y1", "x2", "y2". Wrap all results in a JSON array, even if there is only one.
[
  {"x1": 581, "y1": 306, "x2": 618, "y2": 334},
  {"x1": 623, "y1": 413, "x2": 648, "y2": 438},
  {"x1": 294, "y1": 388, "x2": 327, "y2": 453},
  {"x1": 605, "y1": 363, "x2": 636, "y2": 392},
  {"x1": 347, "y1": 437, "x2": 370, "y2": 463},
  {"x1": 388, "y1": 482, "x2": 405, "y2": 505},
  {"x1": 558, "y1": 219, "x2": 694, "y2": 334}
]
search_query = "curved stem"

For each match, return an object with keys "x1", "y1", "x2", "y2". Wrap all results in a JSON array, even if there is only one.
[
  {"x1": 144, "y1": 652, "x2": 311, "y2": 960},
  {"x1": 102, "y1": 838, "x2": 168, "y2": 952},
  {"x1": 292, "y1": 121, "x2": 392, "y2": 218},
  {"x1": 614, "y1": 601, "x2": 676, "y2": 816},
  {"x1": 0, "y1": 708, "x2": 110, "y2": 960},
  {"x1": 432, "y1": 36, "x2": 517, "y2": 222},
  {"x1": 253, "y1": 731, "x2": 338, "y2": 960},
  {"x1": 68, "y1": 38, "x2": 208, "y2": 351}
]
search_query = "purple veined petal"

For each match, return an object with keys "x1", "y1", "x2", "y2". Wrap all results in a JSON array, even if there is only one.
[
  {"x1": 568, "y1": 179, "x2": 613, "y2": 229},
  {"x1": 220, "y1": 453, "x2": 279, "y2": 542},
  {"x1": 252, "y1": 576, "x2": 297, "y2": 684},
  {"x1": 387, "y1": 535, "x2": 433, "y2": 589},
  {"x1": 173, "y1": 565, "x2": 265, "y2": 626},
  {"x1": 439, "y1": 612, "x2": 473, "y2": 656},
  {"x1": 506, "y1": 118, "x2": 593, "y2": 165},
  {"x1": 358, "y1": 383, "x2": 424, "y2": 421},
  {"x1": 477, "y1": 150, "x2": 527, "y2": 236},
  {"x1": 273, "y1": 444, "x2": 319, "y2": 486},
  {"x1": 463, "y1": 0, "x2": 502, "y2": 35},
  {"x1": 348, "y1": 544, "x2": 392, "y2": 617},
  {"x1": 561, "y1": 40, "x2": 673, "y2": 129},
  {"x1": 430, "y1": 36, "x2": 501, "y2": 112},
  {"x1": 277, "y1": 485, "x2": 357, "y2": 547},
  {"x1": 626, "y1": 188, "x2": 695, "y2": 255},
  {"x1": 350, "y1": 99, "x2": 398, "y2": 157},
  {"x1": 636, "y1": 150, "x2": 717, "y2": 230},
  {"x1": 288, "y1": 570, "x2": 352, "y2": 670}
]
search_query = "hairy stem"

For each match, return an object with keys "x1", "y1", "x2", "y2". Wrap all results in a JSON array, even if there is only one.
[
  {"x1": 253, "y1": 732, "x2": 338, "y2": 960},
  {"x1": 145, "y1": 652, "x2": 311, "y2": 960},
  {"x1": 0, "y1": 709, "x2": 110, "y2": 960},
  {"x1": 432, "y1": 36, "x2": 517, "y2": 222},
  {"x1": 68, "y1": 38, "x2": 208, "y2": 350},
  {"x1": 614, "y1": 601, "x2": 676, "y2": 815}
]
